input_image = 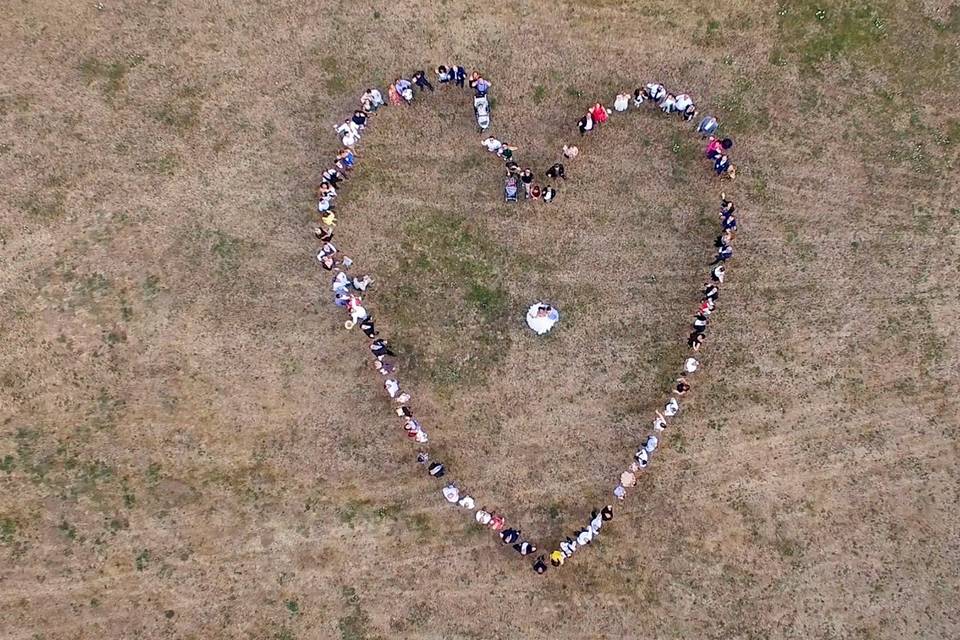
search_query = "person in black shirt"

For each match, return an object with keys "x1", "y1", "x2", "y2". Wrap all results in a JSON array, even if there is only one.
[
  {"x1": 412, "y1": 70, "x2": 434, "y2": 92},
  {"x1": 359, "y1": 316, "x2": 377, "y2": 339},
  {"x1": 532, "y1": 555, "x2": 548, "y2": 574},
  {"x1": 500, "y1": 528, "x2": 520, "y2": 544},
  {"x1": 513, "y1": 541, "x2": 536, "y2": 555},
  {"x1": 519, "y1": 168, "x2": 534, "y2": 198},
  {"x1": 370, "y1": 339, "x2": 395, "y2": 359},
  {"x1": 546, "y1": 163, "x2": 566, "y2": 180}
]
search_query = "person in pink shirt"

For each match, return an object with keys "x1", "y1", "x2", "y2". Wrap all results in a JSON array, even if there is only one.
[{"x1": 706, "y1": 136, "x2": 733, "y2": 159}]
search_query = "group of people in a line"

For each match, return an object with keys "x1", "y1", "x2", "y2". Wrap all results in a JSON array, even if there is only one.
[{"x1": 316, "y1": 68, "x2": 741, "y2": 574}]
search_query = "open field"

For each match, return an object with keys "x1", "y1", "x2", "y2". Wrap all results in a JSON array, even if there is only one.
[{"x1": 1, "y1": 1, "x2": 959, "y2": 638}]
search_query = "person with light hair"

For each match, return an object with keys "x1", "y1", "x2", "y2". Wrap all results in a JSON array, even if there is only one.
[{"x1": 614, "y1": 92, "x2": 630, "y2": 112}]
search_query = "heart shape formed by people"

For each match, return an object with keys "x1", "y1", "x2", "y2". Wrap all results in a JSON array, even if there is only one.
[{"x1": 315, "y1": 67, "x2": 740, "y2": 575}]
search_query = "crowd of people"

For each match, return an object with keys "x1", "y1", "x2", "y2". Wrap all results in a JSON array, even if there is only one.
[{"x1": 314, "y1": 67, "x2": 741, "y2": 574}]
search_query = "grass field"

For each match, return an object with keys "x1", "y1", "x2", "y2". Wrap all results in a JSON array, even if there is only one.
[{"x1": 1, "y1": 1, "x2": 959, "y2": 638}]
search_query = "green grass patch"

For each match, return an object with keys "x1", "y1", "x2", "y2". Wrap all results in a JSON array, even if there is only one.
[{"x1": 532, "y1": 84, "x2": 547, "y2": 104}]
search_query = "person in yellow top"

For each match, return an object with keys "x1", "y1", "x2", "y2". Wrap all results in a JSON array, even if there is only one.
[{"x1": 550, "y1": 550, "x2": 565, "y2": 567}]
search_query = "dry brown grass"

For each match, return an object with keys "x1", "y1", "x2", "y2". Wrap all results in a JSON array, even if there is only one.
[{"x1": 1, "y1": 1, "x2": 959, "y2": 638}]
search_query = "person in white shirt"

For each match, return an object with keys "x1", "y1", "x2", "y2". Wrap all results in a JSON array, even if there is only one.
[
  {"x1": 335, "y1": 119, "x2": 360, "y2": 140},
  {"x1": 560, "y1": 537, "x2": 576, "y2": 557},
  {"x1": 653, "y1": 411, "x2": 667, "y2": 432},
  {"x1": 613, "y1": 92, "x2": 630, "y2": 112},
  {"x1": 384, "y1": 378, "x2": 400, "y2": 398},
  {"x1": 711, "y1": 264, "x2": 726, "y2": 283},
  {"x1": 331, "y1": 271, "x2": 350, "y2": 294},
  {"x1": 577, "y1": 528, "x2": 593, "y2": 546},
  {"x1": 442, "y1": 484, "x2": 459, "y2": 503},
  {"x1": 635, "y1": 450, "x2": 649, "y2": 468},
  {"x1": 684, "y1": 357, "x2": 700, "y2": 374},
  {"x1": 614, "y1": 484, "x2": 627, "y2": 500},
  {"x1": 360, "y1": 88, "x2": 384, "y2": 111},
  {"x1": 664, "y1": 397, "x2": 679, "y2": 417},
  {"x1": 644, "y1": 83, "x2": 666, "y2": 103},
  {"x1": 458, "y1": 495, "x2": 475, "y2": 510},
  {"x1": 674, "y1": 93, "x2": 695, "y2": 119},
  {"x1": 481, "y1": 136, "x2": 502, "y2": 153},
  {"x1": 475, "y1": 509, "x2": 492, "y2": 525},
  {"x1": 589, "y1": 511, "x2": 603, "y2": 535},
  {"x1": 660, "y1": 93, "x2": 677, "y2": 113}
]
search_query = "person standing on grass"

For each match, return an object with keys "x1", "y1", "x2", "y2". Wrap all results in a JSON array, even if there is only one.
[
  {"x1": 513, "y1": 541, "x2": 536, "y2": 555},
  {"x1": 412, "y1": 70, "x2": 434, "y2": 92},
  {"x1": 533, "y1": 555, "x2": 548, "y2": 574},
  {"x1": 644, "y1": 434, "x2": 659, "y2": 454},
  {"x1": 660, "y1": 93, "x2": 677, "y2": 113},
  {"x1": 710, "y1": 243, "x2": 733, "y2": 265},
  {"x1": 722, "y1": 212, "x2": 738, "y2": 234},
  {"x1": 481, "y1": 136, "x2": 503, "y2": 154},
  {"x1": 501, "y1": 528, "x2": 520, "y2": 544},
  {"x1": 453, "y1": 65, "x2": 467, "y2": 88},
  {"x1": 370, "y1": 338, "x2": 395, "y2": 359},
  {"x1": 435, "y1": 65, "x2": 452, "y2": 84},
  {"x1": 578, "y1": 112, "x2": 593, "y2": 136},
  {"x1": 351, "y1": 109, "x2": 368, "y2": 129},
  {"x1": 359, "y1": 316, "x2": 377, "y2": 338},
  {"x1": 635, "y1": 448, "x2": 649, "y2": 468},
  {"x1": 589, "y1": 510, "x2": 603, "y2": 535},
  {"x1": 711, "y1": 264, "x2": 726, "y2": 283},
  {"x1": 590, "y1": 102, "x2": 609, "y2": 124},
  {"x1": 550, "y1": 550, "x2": 565, "y2": 567},
  {"x1": 664, "y1": 397, "x2": 679, "y2": 417},
  {"x1": 714, "y1": 154, "x2": 734, "y2": 177},
  {"x1": 706, "y1": 136, "x2": 733, "y2": 159},
  {"x1": 336, "y1": 148, "x2": 355, "y2": 172},
  {"x1": 674, "y1": 94, "x2": 695, "y2": 119},
  {"x1": 697, "y1": 116, "x2": 718, "y2": 136},
  {"x1": 387, "y1": 83, "x2": 402, "y2": 106},
  {"x1": 689, "y1": 332, "x2": 705, "y2": 351},
  {"x1": 693, "y1": 313, "x2": 709, "y2": 333},
  {"x1": 520, "y1": 168, "x2": 534, "y2": 197},
  {"x1": 562, "y1": 144, "x2": 579, "y2": 159},
  {"x1": 546, "y1": 163, "x2": 566, "y2": 180},
  {"x1": 614, "y1": 92, "x2": 630, "y2": 112},
  {"x1": 442, "y1": 484, "x2": 460, "y2": 503},
  {"x1": 644, "y1": 82, "x2": 666, "y2": 104}
]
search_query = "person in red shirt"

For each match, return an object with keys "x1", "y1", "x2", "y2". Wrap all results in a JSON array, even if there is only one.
[{"x1": 590, "y1": 102, "x2": 609, "y2": 124}]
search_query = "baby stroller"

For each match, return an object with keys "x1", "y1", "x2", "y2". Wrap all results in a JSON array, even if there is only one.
[
  {"x1": 504, "y1": 175, "x2": 518, "y2": 202},
  {"x1": 474, "y1": 96, "x2": 490, "y2": 131}
]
